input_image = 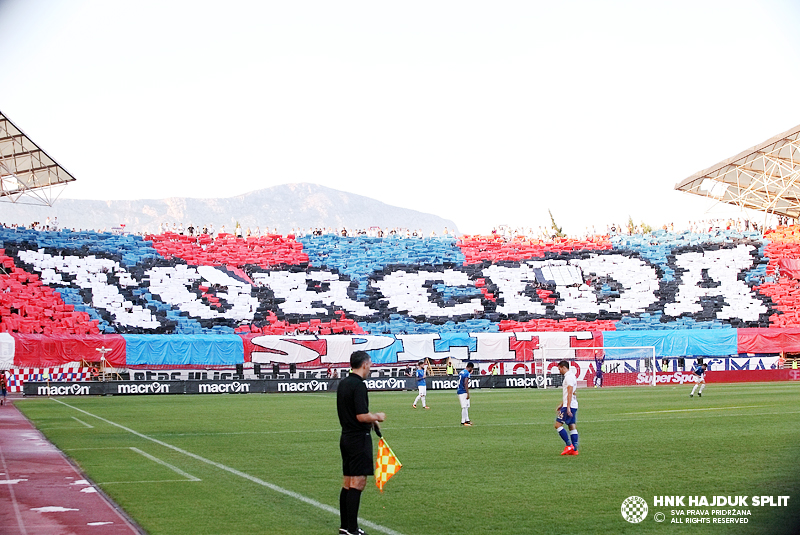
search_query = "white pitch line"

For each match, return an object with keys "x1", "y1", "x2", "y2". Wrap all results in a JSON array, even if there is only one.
[
  {"x1": 624, "y1": 405, "x2": 767, "y2": 415},
  {"x1": 129, "y1": 447, "x2": 200, "y2": 482},
  {"x1": 52, "y1": 399, "x2": 405, "y2": 535},
  {"x1": 72, "y1": 416, "x2": 94, "y2": 428}
]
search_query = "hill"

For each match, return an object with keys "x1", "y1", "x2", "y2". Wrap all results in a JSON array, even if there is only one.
[{"x1": 0, "y1": 183, "x2": 458, "y2": 235}]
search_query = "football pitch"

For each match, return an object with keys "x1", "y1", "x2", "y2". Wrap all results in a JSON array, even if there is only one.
[{"x1": 14, "y1": 382, "x2": 800, "y2": 535}]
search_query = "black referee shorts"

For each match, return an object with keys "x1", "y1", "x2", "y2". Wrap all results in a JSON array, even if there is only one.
[{"x1": 340, "y1": 432, "x2": 373, "y2": 477}]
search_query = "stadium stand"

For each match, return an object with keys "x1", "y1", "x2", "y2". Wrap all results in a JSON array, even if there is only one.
[
  {"x1": 0, "y1": 224, "x2": 788, "y2": 337},
  {"x1": 3, "y1": 224, "x2": 800, "y2": 390}
]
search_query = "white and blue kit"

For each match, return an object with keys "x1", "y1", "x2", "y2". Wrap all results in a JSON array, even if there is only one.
[
  {"x1": 691, "y1": 363, "x2": 705, "y2": 379},
  {"x1": 557, "y1": 369, "x2": 579, "y2": 426},
  {"x1": 416, "y1": 368, "x2": 426, "y2": 387},
  {"x1": 555, "y1": 368, "x2": 579, "y2": 451},
  {"x1": 457, "y1": 369, "x2": 470, "y2": 395},
  {"x1": 690, "y1": 363, "x2": 707, "y2": 397},
  {"x1": 457, "y1": 368, "x2": 471, "y2": 423},
  {"x1": 412, "y1": 368, "x2": 427, "y2": 408}
]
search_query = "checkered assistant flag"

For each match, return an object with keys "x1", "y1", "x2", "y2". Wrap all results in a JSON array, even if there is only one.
[{"x1": 374, "y1": 437, "x2": 402, "y2": 491}]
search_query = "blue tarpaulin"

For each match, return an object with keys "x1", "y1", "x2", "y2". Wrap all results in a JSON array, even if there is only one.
[
  {"x1": 603, "y1": 329, "x2": 738, "y2": 357},
  {"x1": 123, "y1": 335, "x2": 244, "y2": 366}
]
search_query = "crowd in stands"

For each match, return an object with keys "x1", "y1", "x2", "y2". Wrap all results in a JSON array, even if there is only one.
[
  {"x1": 6, "y1": 216, "x2": 60, "y2": 232},
  {"x1": 5, "y1": 213, "x2": 795, "y2": 244},
  {"x1": 153, "y1": 222, "x2": 460, "y2": 240}
]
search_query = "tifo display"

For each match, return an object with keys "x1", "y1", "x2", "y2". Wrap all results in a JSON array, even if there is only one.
[
  {"x1": 0, "y1": 227, "x2": 792, "y2": 334},
  {"x1": 1, "y1": 225, "x2": 800, "y2": 388}
]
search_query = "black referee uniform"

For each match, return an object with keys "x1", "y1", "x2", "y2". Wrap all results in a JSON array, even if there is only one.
[{"x1": 337, "y1": 372, "x2": 373, "y2": 476}]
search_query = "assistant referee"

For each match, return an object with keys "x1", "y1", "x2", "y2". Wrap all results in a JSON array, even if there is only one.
[{"x1": 337, "y1": 350, "x2": 385, "y2": 535}]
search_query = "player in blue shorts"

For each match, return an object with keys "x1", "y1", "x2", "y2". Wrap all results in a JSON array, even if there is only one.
[
  {"x1": 457, "y1": 362, "x2": 474, "y2": 426},
  {"x1": 689, "y1": 362, "x2": 707, "y2": 397},
  {"x1": 554, "y1": 360, "x2": 579, "y2": 455}
]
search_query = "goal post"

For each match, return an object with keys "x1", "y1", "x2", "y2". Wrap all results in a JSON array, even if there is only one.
[{"x1": 538, "y1": 346, "x2": 657, "y2": 388}]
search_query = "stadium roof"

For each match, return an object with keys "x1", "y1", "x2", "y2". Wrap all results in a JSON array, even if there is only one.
[
  {"x1": 674, "y1": 124, "x2": 800, "y2": 220},
  {"x1": 0, "y1": 110, "x2": 75, "y2": 206}
]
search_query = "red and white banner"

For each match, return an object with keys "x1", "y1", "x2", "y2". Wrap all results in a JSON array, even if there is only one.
[{"x1": 4, "y1": 366, "x2": 93, "y2": 393}]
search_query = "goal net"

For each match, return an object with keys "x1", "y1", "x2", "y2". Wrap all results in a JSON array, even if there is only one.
[{"x1": 537, "y1": 346, "x2": 656, "y2": 388}]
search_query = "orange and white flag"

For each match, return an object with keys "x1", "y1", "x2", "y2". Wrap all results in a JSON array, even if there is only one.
[{"x1": 374, "y1": 437, "x2": 402, "y2": 491}]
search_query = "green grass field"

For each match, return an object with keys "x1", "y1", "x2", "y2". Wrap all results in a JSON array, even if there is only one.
[{"x1": 14, "y1": 383, "x2": 800, "y2": 535}]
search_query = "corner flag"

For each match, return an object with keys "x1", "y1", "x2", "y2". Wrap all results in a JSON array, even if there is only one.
[{"x1": 374, "y1": 437, "x2": 402, "y2": 491}]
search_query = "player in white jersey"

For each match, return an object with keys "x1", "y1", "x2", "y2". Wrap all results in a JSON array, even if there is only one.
[{"x1": 554, "y1": 360, "x2": 579, "y2": 455}]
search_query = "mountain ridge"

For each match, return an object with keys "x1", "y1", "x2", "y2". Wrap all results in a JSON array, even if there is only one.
[{"x1": 0, "y1": 183, "x2": 459, "y2": 235}]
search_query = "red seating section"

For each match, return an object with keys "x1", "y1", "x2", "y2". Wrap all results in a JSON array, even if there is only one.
[
  {"x1": 146, "y1": 233, "x2": 309, "y2": 269},
  {"x1": 458, "y1": 235, "x2": 613, "y2": 264},
  {"x1": 0, "y1": 250, "x2": 100, "y2": 335}
]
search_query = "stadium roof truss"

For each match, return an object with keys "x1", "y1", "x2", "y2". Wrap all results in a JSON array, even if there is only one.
[
  {"x1": 674, "y1": 124, "x2": 800, "y2": 220},
  {"x1": 0, "y1": 109, "x2": 75, "y2": 206}
]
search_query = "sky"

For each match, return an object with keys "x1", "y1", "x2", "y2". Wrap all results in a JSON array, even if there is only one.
[{"x1": 1, "y1": 0, "x2": 799, "y2": 235}]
